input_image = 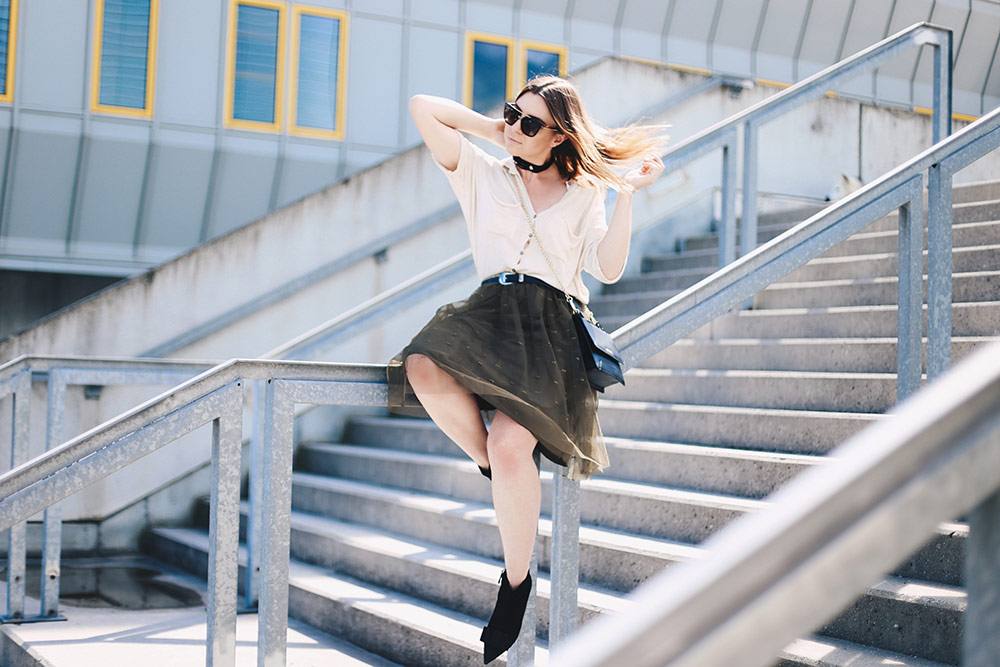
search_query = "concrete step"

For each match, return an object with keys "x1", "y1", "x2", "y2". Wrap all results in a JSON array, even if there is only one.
[
  {"x1": 605, "y1": 368, "x2": 897, "y2": 413},
  {"x1": 783, "y1": 244, "x2": 1000, "y2": 282},
  {"x1": 756, "y1": 271, "x2": 1000, "y2": 309},
  {"x1": 597, "y1": 399, "x2": 879, "y2": 454},
  {"x1": 680, "y1": 222, "x2": 792, "y2": 252},
  {"x1": 284, "y1": 473, "x2": 699, "y2": 592},
  {"x1": 776, "y1": 635, "x2": 950, "y2": 667},
  {"x1": 603, "y1": 266, "x2": 713, "y2": 295},
  {"x1": 301, "y1": 437, "x2": 819, "y2": 499},
  {"x1": 641, "y1": 247, "x2": 719, "y2": 273},
  {"x1": 291, "y1": 469, "x2": 762, "y2": 546},
  {"x1": 601, "y1": 301, "x2": 1000, "y2": 337},
  {"x1": 951, "y1": 179, "x2": 1000, "y2": 204},
  {"x1": 818, "y1": 220, "x2": 1000, "y2": 259},
  {"x1": 146, "y1": 527, "x2": 539, "y2": 667},
  {"x1": 591, "y1": 270, "x2": 1000, "y2": 318},
  {"x1": 641, "y1": 336, "x2": 994, "y2": 372}
]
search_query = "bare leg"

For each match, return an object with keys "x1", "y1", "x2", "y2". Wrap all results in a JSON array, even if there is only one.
[
  {"x1": 404, "y1": 353, "x2": 490, "y2": 468},
  {"x1": 487, "y1": 411, "x2": 540, "y2": 587}
]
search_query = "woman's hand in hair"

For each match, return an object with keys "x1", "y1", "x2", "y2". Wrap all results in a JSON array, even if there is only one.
[{"x1": 623, "y1": 155, "x2": 665, "y2": 192}]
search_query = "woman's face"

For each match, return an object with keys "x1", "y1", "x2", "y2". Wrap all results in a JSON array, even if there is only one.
[{"x1": 504, "y1": 92, "x2": 565, "y2": 160}]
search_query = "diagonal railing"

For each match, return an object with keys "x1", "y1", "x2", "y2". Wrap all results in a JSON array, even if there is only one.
[{"x1": 0, "y1": 20, "x2": 970, "y2": 665}]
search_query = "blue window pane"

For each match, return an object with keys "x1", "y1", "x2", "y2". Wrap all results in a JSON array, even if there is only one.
[
  {"x1": 99, "y1": 0, "x2": 150, "y2": 109},
  {"x1": 472, "y1": 41, "x2": 508, "y2": 114},
  {"x1": 0, "y1": 0, "x2": 10, "y2": 97},
  {"x1": 526, "y1": 48, "x2": 560, "y2": 82},
  {"x1": 234, "y1": 4, "x2": 279, "y2": 124},
  {"x1": 296, "y1": 14, "x2": 340, "y2": 131}
]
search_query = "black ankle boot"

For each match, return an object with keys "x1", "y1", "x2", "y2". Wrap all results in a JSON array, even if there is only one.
[
  {"x1": 479, "y1": 465, "x2": 492, "y2": 480},
  {"x1": 481, "y1": 570, "x2": 532, "y2": 664}
]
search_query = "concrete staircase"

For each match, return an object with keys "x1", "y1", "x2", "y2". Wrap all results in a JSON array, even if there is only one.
[{"x1": 144, "y1": 180, "x2": 1000, "y2": 666}]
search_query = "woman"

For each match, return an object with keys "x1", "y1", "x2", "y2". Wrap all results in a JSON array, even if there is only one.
[{"x1": 387, "y1": 75, "x2": 665, "y2": 663}]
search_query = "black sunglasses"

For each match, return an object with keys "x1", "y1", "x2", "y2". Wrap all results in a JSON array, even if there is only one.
[{"x1": 503, "y1": 102, "x2": 559, "y2": 137}]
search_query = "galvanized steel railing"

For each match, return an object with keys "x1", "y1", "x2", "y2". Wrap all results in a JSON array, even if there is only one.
[
  {"x1": 663, "y1": 21, "x2": 951, "y2": 271},
  {"x1": 546, "y1": 92, "x2": 1000, "y2": 667}
]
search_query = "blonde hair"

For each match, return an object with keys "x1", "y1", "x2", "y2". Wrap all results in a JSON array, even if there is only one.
[{"x1": 516, "y1": 75, "x2": 668, "y2": 191}]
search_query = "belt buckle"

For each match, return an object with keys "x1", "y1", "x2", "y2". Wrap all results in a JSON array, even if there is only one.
[{"x1": 498, "y1": 272, "x2": 520, "y2": 286}]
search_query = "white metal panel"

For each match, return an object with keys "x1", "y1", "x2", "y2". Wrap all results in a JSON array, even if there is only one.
[
  {"x1": 404, "y1": 26, "x2": 461, "y2": 146},
  {"x1": 19, "y1": 0, "x2": 89, "y2": 111},
  {"x1": 619, "y1": 0, "x2": 671, "y2": 63},
  {"x1": 955, "y1": 1, "x2": 1000, "y2": 116},
  {"x1": 354, "y1": 0, "x2": 404, "y2": 18},
  {"x1": 465, "y1": 0, "x2": 515, "y2": 34},
  {"x1": 409, "y1": 0, "x2": 460, "y2": 26},
  {"x1": 519, "y1": 1, "x2": 568, "y2": 43},
  {"x1": 912, "y1": 0, "x2": 970, "y2": 112},
  {"x1": 142, "y1": 129, "x2": 216, "y2": 252},
  {"x1": 569, "y1": 0, "x2": 617, "y2": 54},
  {"x1": 5, "y1": 115, "x2": 81, "y2": 242},
  {"x1": 346, "y1": 17, "x2": 403, "y2": 147},
  {"x1": 208, "y1": 137, "x2": 279, "y2": 239},
  {"x1": 666, "y1": 0, "x2": 718, "y2": 70},
  {"x1": 157, "y1": 0, "x2": 223, "y2": 127},
  {"x1": 983, "y1": 40, "x2": 1000, "y2": 114},
  {"x1": 836, "y1": 0, "x2": 893, "y2": 101},
  {"x1": 755, "y1": 0, "x2": 810, "y2": 84},
  {"x1": 874, "y1": 0, "x2": 934, "y2": 106},
  {"x1": 796, "y1": 0, "x2": 853, "y2": 80},
  {"x1": 711, "y1": 0, "x2": 766, "y2": 77}
]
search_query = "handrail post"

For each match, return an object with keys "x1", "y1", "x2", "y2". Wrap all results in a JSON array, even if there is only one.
[
  {"x1": 965, "y1": 490, "x2": 1000, "y2": 667},
  {"x1": 931, "y1": 28, "x2": 952, "y2": 145},
  {"x1": 740, "y1": 121, "x2": 759, "y2": 263},
  {"x1": 926, "y1": 162, "x2": 953, "y2": 381},
  {"x1": 258, "y1": 379, "x2": 295, "y2": 667},
  {"x1": 719, "y1": 132, "x2": 738, "y2": 269},
  {"x1": 40, "y1": 370, "x2": 68, "y2": 620},
  {"x1": 550, "y1": 468, "x2": 581, "y2": 645},
  {"x1": 206, "y1": 381, "x2": 244, "y2": 667},
  {"x1": 244, "y1": 379, "x2": 266, "y2": 610},
  {"x1": 3, "y1": 369, "x2": 30, "y2": 623},
  {"x1": 896, "y1": 176, "x2": 925, "y2": 401},
  {"x1": 508, "y1": 450, "x2": 541, "y2": 666}
]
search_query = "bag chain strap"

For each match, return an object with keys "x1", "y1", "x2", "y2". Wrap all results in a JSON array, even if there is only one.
[{"x1": 507, "y1": 170, "x2": 600, "y2": 326}]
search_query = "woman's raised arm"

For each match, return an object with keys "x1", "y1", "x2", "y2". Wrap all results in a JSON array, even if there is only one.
[{"x1": 409, "y1": 95, "x2": 505, "y2": 171}]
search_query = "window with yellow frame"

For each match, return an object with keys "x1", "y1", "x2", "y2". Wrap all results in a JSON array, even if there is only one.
[
  {"x1": 289, "y1": 6, "x2": 348, "y2": 140},
  {"x1": 463, "y1": 32, "x2": 567, "y2": 113},
  {"x1": 225, "y1": 0, "x2": 286, "y2": 132},
  {"x1": 90, "y1": 0, "x2": 158, "y2": 118},
  {"x1": 0, "y1": 0, "x2": 18, "y2": 104}
]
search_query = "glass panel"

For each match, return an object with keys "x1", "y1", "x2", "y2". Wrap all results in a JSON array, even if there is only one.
[
  {"x1": 526, "y1": 48, "x2": 560, "y2": 82},
  {"x1": 296, "y1": 13, "x2": 340, "y2": 131},
  {"x1": 99, "y1": 0, "x2": 150, "y2": 109},
  {"x1": 234, "y1": 4, "x2": 279, "y2": 123},
  {"x1": 0, "y1": 0, "x2": 10, "y2": 97},
  {"x1": 472, "y1": 40, "x2": 507, "y2": 114}
]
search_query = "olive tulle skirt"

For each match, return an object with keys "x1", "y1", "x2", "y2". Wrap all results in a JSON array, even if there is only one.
[{"x1": 386, "y1": 280, "x2": 609, "y2": 481}]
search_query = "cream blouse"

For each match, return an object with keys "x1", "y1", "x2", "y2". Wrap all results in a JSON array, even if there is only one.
[{"x1": 439, "y1": 134, "x2": 624, "y2": 304}]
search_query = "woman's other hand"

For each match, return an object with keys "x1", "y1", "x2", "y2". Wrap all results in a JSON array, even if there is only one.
[{"x1": 623, "y1": 155, "x2": 665, "y2": 192}]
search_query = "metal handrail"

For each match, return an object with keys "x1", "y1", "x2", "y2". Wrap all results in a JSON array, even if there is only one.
[
  {"x1": 659, "y1": 21, "x2": 950, "y2": 270},
  {"x1": 551, "y1": 337, "x2": 1000, "y2": 667}
]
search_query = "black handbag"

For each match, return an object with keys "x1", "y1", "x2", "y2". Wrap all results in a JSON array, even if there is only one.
[
  {"x1": 507, "y1": 170, "x2": 626, "y2": 392},
  {"x1": 571, "y1": 305, "x2": 626, "y2": 392}
]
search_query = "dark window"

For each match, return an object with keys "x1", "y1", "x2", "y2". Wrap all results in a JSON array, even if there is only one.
[
  {"x1": 233, "y1": 3, "x2": 280, "y2": 124},
  {"x1": 98, "y1": 0, "x2": 151, "y2": 109},
  {"x1": 525, "y1": 48, "x2": 560, "y2": 82},
  {"x1": 295, "y1": 12, "x2": 342, "y2": 132},
  {"x1": 472, "y1": 39, "x2": 508, "y2": 114}
]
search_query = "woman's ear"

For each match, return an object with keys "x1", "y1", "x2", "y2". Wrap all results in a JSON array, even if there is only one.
[{"x1": 550, "y1": 133, "x2": 567, "y2": 149}]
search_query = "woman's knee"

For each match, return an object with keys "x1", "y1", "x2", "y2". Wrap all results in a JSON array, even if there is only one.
[
  {"x1": 487, "y1": 425, "x2": 536, "y2": 475},
  {"x1": 405, "y1": 353, "x2": 439, "y2": 388}
]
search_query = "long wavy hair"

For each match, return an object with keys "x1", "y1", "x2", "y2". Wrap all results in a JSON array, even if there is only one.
[{"x1": 516, "y1": 75, "x2": 668, "y2": 191}]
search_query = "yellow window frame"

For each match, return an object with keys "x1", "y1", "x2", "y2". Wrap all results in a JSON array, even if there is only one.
[
  {"x1": 0, "y1": 0, "x2": 19, "y2": 105},
  {"x1": 90, "y1": 0, "x2": 159, "y2": 118},
  {"x1": 518, "y1": 39, "x2": 567, "y2": 89},
  {"x1": 225, "y1": 0, "x2": 287, "y2": 133},
  {"x1": 463, "y1": 31, "x2": 516, "y2": 111},
  {"x1": 288, "y1": 5, "x2": 349, "y2": 140}
]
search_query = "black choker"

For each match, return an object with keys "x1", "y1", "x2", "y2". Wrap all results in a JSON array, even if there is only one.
[{"x1": 513, "y1": 155, "x2": 554, "y2": 173}]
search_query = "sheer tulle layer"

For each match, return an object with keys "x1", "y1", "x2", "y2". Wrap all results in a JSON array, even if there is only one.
[{"x1": 387, "y1": 282, "x2": 609, "y2": 481}]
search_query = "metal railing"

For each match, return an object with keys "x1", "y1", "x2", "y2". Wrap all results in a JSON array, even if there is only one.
[
  {"x1": 0, "y1": 21, "x2": 971, "y2": 664},
  {"x1": 549, "y1": 338, "x2": 1000, "y2": 667},
  {"x1": 660, "y1": 21, "x2": 950, "y2": 271},
  {"x1": 545, "y1": 92, "x2": 1000, "y2": 667}
]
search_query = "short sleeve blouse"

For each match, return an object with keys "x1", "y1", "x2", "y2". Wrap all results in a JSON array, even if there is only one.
[{"x1": 438, "y1": 133, "x2": 624, "y2": 304}]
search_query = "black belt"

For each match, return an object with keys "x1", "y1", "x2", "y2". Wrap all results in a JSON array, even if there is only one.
[{"x1": 481, "y1": 272, "x2": 579, "y2": 306}]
